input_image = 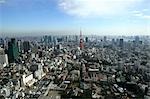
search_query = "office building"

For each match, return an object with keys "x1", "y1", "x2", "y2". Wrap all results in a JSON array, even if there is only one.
[
  {"x1": 119, "y1": 38, "x2": 124, "y2": 48},
  {"x1": 0, "y1": 48, "x2": 8, "y2": 66},
  {"x1": 23, "y1": 41, "x2": 30, "y2": 52},
  {"x1": 80, "y1": 30, "x2": 84, "y2": 50},
  {"x1": 48, "y1": 36, "x2": 52, "y2": 43},
  {"x1": 7, "y1": 38, "x2": 19, "y2": 63},
  {"x1": 85, "y1": 37, "x2": 88, "y2": 43}
]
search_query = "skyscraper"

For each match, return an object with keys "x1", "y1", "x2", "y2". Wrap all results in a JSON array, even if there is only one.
[
  {"x1": 65, "y1": 36, "x2": 68, "y2": 42},
  {"x1": 17, "y1": 40, "x2": 23, "y2": 53},
  {"x1": 104, "y1": 36, "x2": 107, "y2": 42},
  {"x1": 0, "y1": 38, "x2": 4, "y2": 47},
  {"x1": 134, "y1": 36, "x2": 141, "y2": 46},
  {"x1": 7, "y1": 38, "x2": 19, "y2": 63},
  {"x1": 79, "y1": 29, "x2": 84, "y2": 50},
  {"x1": 75, "y1": 35, "x2": 78, "y2": 43},
  {"x1": 48, "y1": 36, "x2": 52, "y2": 43},
  {"x1": 119, "y1": 38, "x2": 124, "y2": 48},
  {"x1": 103, "y1": 36, "x2": 107, "y2": 46},
  {"x1": 0, "y1": 47, "x2": 8, "y2": 66},
  {"x1": 85, "y1": 37, "x2": 88, "y2": 43},
  {"x1": 135, "y1": 36, "x2": 140, "y2": 43},
  {"x1": 43, "y1": 35, "x2": 48, "y2": 45},
  {"x1": 23, "y1": 41, "x2": 30, "y2": 53}
]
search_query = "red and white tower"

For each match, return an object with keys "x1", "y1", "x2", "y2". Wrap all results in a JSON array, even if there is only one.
[{"x1": 79, "y1": 29, "x2": 84, "y2": 50}]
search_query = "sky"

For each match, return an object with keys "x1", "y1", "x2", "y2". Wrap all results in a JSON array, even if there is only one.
[{"x1": 0, "y1": 0, "x2": 150, "y2": 36}]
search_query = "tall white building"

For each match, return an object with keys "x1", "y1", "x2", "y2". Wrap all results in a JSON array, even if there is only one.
[{"x1": 0, "y1": 48, "x2": 8, "y2": 67}]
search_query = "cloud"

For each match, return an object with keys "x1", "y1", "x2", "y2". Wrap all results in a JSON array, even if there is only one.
[
  {"x1": 132, "y1": 9, "x2": 150, "y2": 19},
  {"x1": 0, "y1": 0, "x2": 6, "y2": 3},
  {"x1": 58, "y1": 0, "x2": 142, "y2": 18}
]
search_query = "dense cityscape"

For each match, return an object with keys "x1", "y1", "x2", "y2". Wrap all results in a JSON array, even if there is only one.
[
  {"x1": 1, "y1": 0, "x2": 150, "y2": 98},
  {"x1": 0, "y1": 34, "x2": 150, "y2": 99}
]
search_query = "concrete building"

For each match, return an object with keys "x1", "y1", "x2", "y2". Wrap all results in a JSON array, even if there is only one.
[
  {"x1": 22, "y1": 73, "x2": 35, "y2": 87},
  {"x1": 7, "y1": 38, "x2": 19, "y2": 63},
  {"x1": 0, "y1": 48, "x2": 8, "y2": 67}
]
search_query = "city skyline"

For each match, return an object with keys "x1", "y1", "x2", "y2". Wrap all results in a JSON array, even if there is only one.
[{"x1": 0, "y1": 0, "x2": 150, "y2": 36}]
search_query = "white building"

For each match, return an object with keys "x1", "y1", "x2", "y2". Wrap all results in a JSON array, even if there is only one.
[
  {"x1": 0, "y1": 48, "x2": 8, "y2": 67},
  {"x1": 22, "y1": 73, "x2": 35, "y2": 87},
  {"x1": 34, "y1": 63, "x2": 46, "y2": 80}
]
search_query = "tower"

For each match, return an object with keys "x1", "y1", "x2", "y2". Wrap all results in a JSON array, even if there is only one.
[
  {"x1": 7, "y1": 38, "x2": 19, "y2": 63},
  {"x1": 119, "y1": 38, "x2": 124, "y2": 48},
  {"x1": 79, "y1": 29, "x2": 84, "y2": 50}
]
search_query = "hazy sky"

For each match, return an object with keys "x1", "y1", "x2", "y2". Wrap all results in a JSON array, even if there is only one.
[{"x1": 0, "y1": 0, "x2": 150, "y2": 36}]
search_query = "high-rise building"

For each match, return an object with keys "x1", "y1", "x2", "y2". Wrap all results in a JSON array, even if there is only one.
[
  {"x1": 0, "y1": 38, "x2": 4, "y2": 47},
  {"x1": 85, "y1": 37, "x2": 88, "y2": 43},
  {"x1": 119, "y1": 38, "x2": 124, "y2": 48},
  {"x1": 112, "y1": 38, "x2": 115, "y2": 45},
  {"x1": 53, "y1": 36, "x2": 58, "y2": 46},
  {"x1": 23, "y1": 41, "x2": 30, "y2": 52},
  {"x1": 103, "y1": 36, "x2": 107, "y2": 46},
  {"x1": 64, "y1": 36, "x2": 68, "y2": 42},
  {"x1": 135, "y1": 36, "x2": 140, "y2": 43},
  {"x1": 104, "y1": 36, "x2": 107, "y2": 42},
  {"x1": 56, "y1": 44, "x2": 62, "y2": 50},
  {"x1": 79, "y1": 29, "x2": 84, "y2": 50},
  {"x1": 75, "y1": 35, "x2": 78, "y2": 42},
  {"x1": 7, "y1": 38, "x2": 19, "y2": 63},
  {"x1": 0, "y1": 48, "x2": 8, "y2": 66},
  {"x1": 48, "y1": 36, "x2": 52, "y2": 43},
  {"x1": 57, "y1": 37, "x2": 63, "y2": 42},
  {"x1": 134, "y1": 36, "x2": 141, "y2": 46},
  {"x1": 43, "y1": 35, "x2": 48, "y2": 45},
  {"x1": 17, "y1": 40, "x2": 24, "y2": 53}
]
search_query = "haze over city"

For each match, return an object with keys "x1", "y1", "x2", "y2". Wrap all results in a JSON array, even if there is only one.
[
  {"x1": 1, "y1": 0, "x2": 150, "y2": 99},
  {"x1": 0, "y1": 0, "x2": 150, "y2": 36}
]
